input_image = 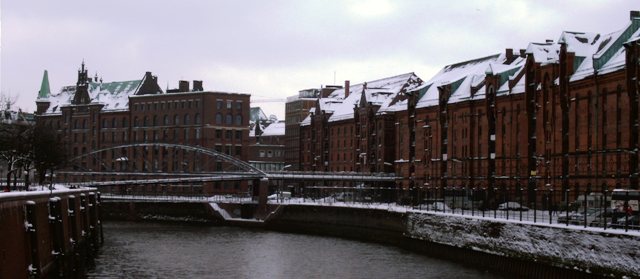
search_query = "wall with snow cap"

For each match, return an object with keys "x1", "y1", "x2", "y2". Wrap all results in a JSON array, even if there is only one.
[{"x1": 406, "y1": 212, "x2": 640, "y2": 278}]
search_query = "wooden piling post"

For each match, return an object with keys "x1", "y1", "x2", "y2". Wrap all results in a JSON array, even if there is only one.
[
  {"x1": 68, "y1": 195, "x2": 79, "y2": 276},
  {"x1": 49, "y1": 197, "x2": 65, "y2": 278},
  {"x1": 25, "y1": 200, "x2": 40, "y2": 278}
]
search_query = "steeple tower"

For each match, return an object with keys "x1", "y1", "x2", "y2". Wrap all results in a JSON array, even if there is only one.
[
  {"x1": 72, "y1": 61, "x2": 91, "y2": 105},
  {"x1": 36, "y1": 70, "x2": 51, "y2": 114}
]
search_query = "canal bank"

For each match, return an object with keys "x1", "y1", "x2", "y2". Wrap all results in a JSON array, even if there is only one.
[
  {"x1": 101, "y1": 200, "x2": 640, "y2": 278},
  {"x1": 0, "y1": 187, "x2": 103, "y2": 279}
]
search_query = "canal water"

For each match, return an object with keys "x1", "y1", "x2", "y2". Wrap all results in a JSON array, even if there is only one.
[{"x1": 88, "y1": 221, "x2": 501, "y2": 279}]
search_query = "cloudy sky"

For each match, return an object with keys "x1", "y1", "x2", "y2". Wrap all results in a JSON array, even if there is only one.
[{"x1": 1, "y1": 0, "x2": 637, "y2": 119}]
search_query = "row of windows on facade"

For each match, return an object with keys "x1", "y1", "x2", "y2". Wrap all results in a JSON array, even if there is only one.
[
  {"x1": 251, "y1": 162, "x2": 285, "y2": 172},
  {"x1": 59, "y1": 110, "x2": 244, "y2": 131},
  {"x1": 132, "y1": 99, "x2": 200, "y2": 112},
  {"x1": 258, "y1": 149, "x2": 283, "y2": 158},
  {"x1": 132, "y1": 99, "x2": 245, "y2": 113},
  {"x1": 71, "y1": 128, "x2": 204, "y2": 144},
  {"x1": 69, "y1": 127, "x2": 245, "y2": 148}
]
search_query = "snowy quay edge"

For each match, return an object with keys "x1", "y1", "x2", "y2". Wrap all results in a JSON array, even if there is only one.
[
  {"x1": 0, "y1": 187, "x2": 104, "y2": 279},
  {"x1": 99, "y1": 197, "x2": 640, "y2": 279}
]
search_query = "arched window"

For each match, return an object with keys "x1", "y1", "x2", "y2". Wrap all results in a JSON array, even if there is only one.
[
  {"x1": 134, "y1": 117, "x2": 139, "y2": 127},
  {"x1": 194, "y1": 113, "x2": 201, "y2": 125},
  {"x1": 174, "y1": 114, "x2": 180, "y2": 125},
  {"x1": 122, "y1": 117, "x2": 128, "y2": 127},
  {"x1": 82, "y1": 119, "x2": 87, "y2": 129},
  {"x1": 143, "y1": 116, "x2": 149, "y2": 127},
  {"x1": 102, "y1": 118, "x2": 108, "y2": 128},
  {"x1": 184, "y1": 114, "x2": 190, "y2": 125},
  {"x1": 234, "y1": 115, "x2": 242, "y2": 126},
  {"x1": 164, "y1": 115, "x2": 169, "y2": 125},
  {"x1": 112, "y1": 118, "x2": 117, "y2": 128},
  {"x1": 225, "y1": 114, "x2": 233, "y2": 125},
  {"x1": 153, "y1": 115, "x2": 158, "y2": 126},
  {"x1": 215, "y1": 113, "x2": 222, "y2": 124}
]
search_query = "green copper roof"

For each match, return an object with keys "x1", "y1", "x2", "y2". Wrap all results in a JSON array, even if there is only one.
[{"x1": 38, "y1": 70, "x2": 50, "y2": 99}]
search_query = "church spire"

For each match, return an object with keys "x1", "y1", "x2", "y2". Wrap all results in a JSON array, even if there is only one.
[{"x1": 38, "y1": 70, "x2": 51, "y2": 100}]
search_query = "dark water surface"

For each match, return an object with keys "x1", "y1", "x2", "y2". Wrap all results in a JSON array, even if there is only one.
[{"x1": 88, "y1": 221, "x2": 501, "y2": 279}]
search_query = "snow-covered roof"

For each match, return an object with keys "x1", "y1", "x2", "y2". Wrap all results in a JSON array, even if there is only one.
[
  {"x1": 326, "y1": 73, "x2": 422, "y2": 122},
  {"x1": 526, "y1": 42, "x2": 560, "y2": 65},
  {"x1": 415, "y1": 54, "x2": 499, "y2": 108},
  {"x1": 260, "y1": 121, "x2": 285, "y2": 137},
  {"x1": 45, "y1": 79, "x2": 142, "y2": 114}
]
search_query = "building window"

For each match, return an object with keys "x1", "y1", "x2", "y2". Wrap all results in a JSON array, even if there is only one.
[
  {"x1": 102, "y1": 118, "x2": 108, "y2": 128},
  {"x1": 143, "y1": 116, "x2": 148, "y2": 127},
  {"x1": 235, "y1": 102, "x2": 242, "y2": 110},
  {"x1": 259, "y1": 150, "x2": 265, "y2": 157},
  {"x1": 184, "y1": 114, "x2": 190, "y2": 125},
  {"x1": 174, "y1": 114, "x2": 180, "y2": 125},
  {"x1": 235, "y1": 130, "x2": 242, "y2": 140},
  {"x1": 164, "y1": 115, "x2": 169, "y2": 125},
  {"x1": 216, "y1": 129, "x2": 222, "y2": 139},
  {"x1": 225, "y1": 114, "x2": 233, "y2": 125},
  {"x1": 227, "y1": 100, "x2": 232, "y2": 109},
  {"x1": 216, "y1": 113, "x2": 222, "y2": 124},
  {"x1": 194, "y1": 113, "x2": 200, "y2": 125},
  {"x1": 216, "y1": 100, "x2": 223, "y2": 109},
  {"x1": 225, "y1": 130, "x2": 232, "y2": 139},
  {"x1": 234, "y1": 115, "x2": 242, "y2": 126}
]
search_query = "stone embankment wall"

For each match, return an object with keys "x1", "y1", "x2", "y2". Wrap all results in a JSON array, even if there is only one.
[
  {"x1": 103, "y1": 201, "x2": 640, "y2": 278},
  {"x1": 0, "y1": 189, "x2": 102, "y2": 279}
]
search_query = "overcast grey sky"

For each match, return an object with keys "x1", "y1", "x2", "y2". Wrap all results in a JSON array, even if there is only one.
[{"x1": 1, "y1": 0, "x2": 637, "y2": 119}]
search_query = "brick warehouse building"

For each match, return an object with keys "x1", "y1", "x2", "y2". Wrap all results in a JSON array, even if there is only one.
[
  {"x1": 35, "y1": 62, "x2": 251, "y2": 194},
  {"x1": 396, "y1": 11, "x2": 640, "y2": 202},
  {"x1": 299, "y1": 74, "x2": 424, "y2": 177},
  {"x1": 297, "y1": 11, "x2": 640, "y2": 202}
]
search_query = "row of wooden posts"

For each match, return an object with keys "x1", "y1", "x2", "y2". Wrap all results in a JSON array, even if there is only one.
[{"x1": 23, "y1": 192, "x2": 103, "y2": 278}]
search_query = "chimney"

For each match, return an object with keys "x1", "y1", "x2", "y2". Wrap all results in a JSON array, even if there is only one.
[
  {"x1": 179, "y1": 80, "x2": 189, "y2": 92},
  {"x1": 193, "y1": 80, "x2": 203, "y2": 91},
  {"x1": 344, "y1": 80, "x2": 350, "y2": 98},
  {"x1": 631, "y1": 11, "x2": 640, "y2": 20},
  {"x1": 505, "y1": 48, "x2": 514, "y2": 64},
  {"x1": 519, "y1": 49, "x2": 526, "y2": 58}
]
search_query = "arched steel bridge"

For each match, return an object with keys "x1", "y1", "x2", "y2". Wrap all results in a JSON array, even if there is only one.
[{"x1": 61, "y1": 143, "x2": 397, "y2": 187}]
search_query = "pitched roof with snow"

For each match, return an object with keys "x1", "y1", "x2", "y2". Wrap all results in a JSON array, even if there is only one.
[
  {"x1": 326, "y1": 73, "x2": 423, "y2": 122},
  {"x1": 44, "y1": 79, "x2": 143, "y2": 114},
  {"x1": 260, "y1": 121, "x2": 285, "y2": 137},
  {"x1": 300, "y1": 72, "x2": 423, "y2": 125}
]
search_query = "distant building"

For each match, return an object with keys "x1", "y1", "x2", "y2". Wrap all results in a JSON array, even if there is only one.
[
  {"x1": 284, "y1": 88, "x2": 323, "y2": 171},
  {"x1": 35, "y1": 62, "x2": 251, "y2": 194},
  {"x1": 249, "y1": 120, "x2": 285, "y2": 171}
]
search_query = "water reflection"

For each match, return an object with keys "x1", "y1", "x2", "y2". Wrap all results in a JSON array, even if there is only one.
[{"x1": 88, "y1": 222, "x2": 499, "y2": 279}]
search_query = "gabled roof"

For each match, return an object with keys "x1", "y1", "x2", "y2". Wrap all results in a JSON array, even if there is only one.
[
  {"x1": 45, "y1": 79, "x2": 142, "y2": 114},
  {"x1": 300, "y1": 73, "x2": 422, "y2": 125},
  {"x1": 570, "y1": 16, "x2": 640, "y2": 81},
  {"x1": 526, "y1": 42, "x2": 560, "y2": 65},
  {"x1": 260, "y1": 121, "x2": 285, "y2": 137},
  {"x1": 326, "y1": 73, "x2": 422, "y2": 122},
  {"x1": 415, "y1": 54, "x2": 500, "y2": 108}
]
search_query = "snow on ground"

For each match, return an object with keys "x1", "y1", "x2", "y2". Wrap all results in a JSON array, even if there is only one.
[{"x1": 406, "y1": 212, "x2": 640, "y2": 276}]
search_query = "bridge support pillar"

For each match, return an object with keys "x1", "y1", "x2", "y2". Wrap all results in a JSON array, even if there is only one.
[{"x1": 257, "y1": 178, "x2": 269, "y2": 217}]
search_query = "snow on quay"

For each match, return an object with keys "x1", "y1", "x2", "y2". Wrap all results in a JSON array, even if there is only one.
[{"x1": 406, "y1": 211, "x2": 640, "y2": 277}]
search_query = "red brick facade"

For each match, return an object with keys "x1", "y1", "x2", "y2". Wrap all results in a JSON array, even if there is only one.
[
  {"x1": 299, "y1": 13, "x2": 640, "y2": 199},
  {"x1": 35, "y1": 64, "x2": 250, "y2": 194}
]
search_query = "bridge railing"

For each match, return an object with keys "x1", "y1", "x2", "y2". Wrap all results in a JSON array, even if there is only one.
[{"x1": 267, "y1": 186, "x2": 640, "y2": 233}]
